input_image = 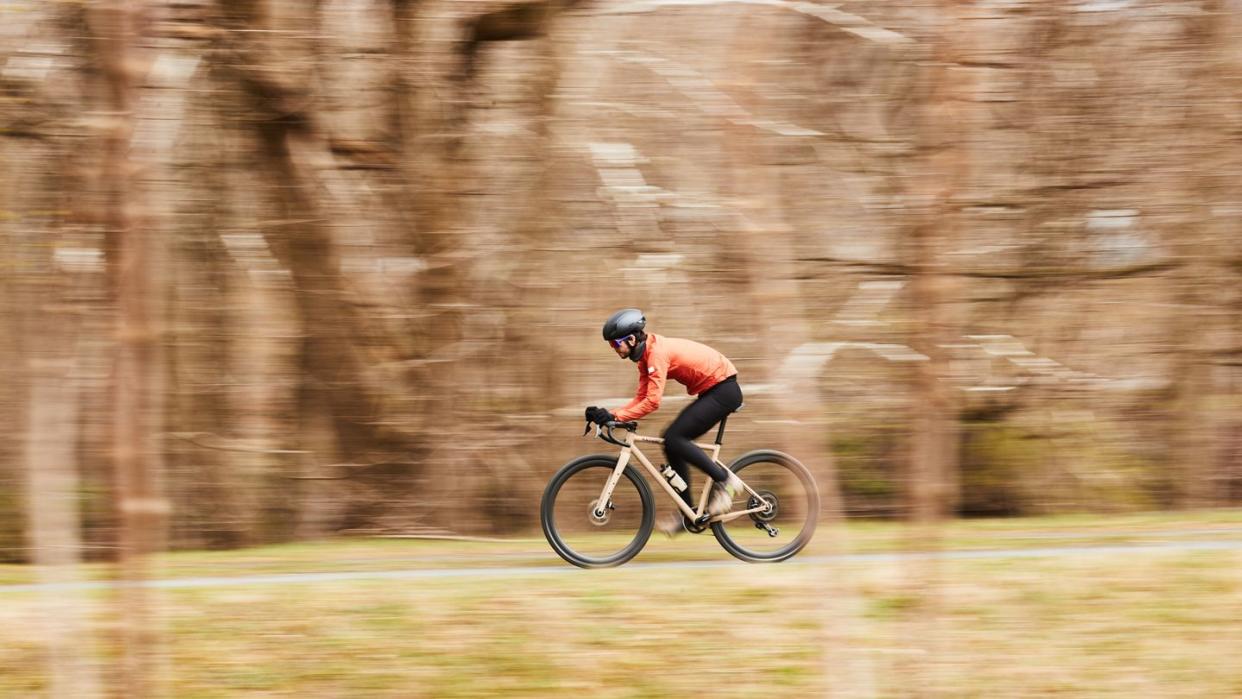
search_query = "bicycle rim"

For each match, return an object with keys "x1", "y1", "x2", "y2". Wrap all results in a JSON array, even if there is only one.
[
  {"x1": 711, "y1": 450, "x2": 818, "y2": 563},
  {"x1": 541, "y1": 456, "x2": 653, "y2": 568}
]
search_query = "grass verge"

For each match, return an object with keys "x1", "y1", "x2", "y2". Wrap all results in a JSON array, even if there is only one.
[{"x1": 1, "y1": 511, "x2": 1241, "y2": 696}]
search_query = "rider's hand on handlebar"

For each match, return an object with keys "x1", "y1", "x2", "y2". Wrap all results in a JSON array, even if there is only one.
[{"x1": 584, "y1": 406, "x2": 615, "y2": 426}]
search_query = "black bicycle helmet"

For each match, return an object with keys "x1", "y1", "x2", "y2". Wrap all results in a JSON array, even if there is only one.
[
  {"x1": 602, "y1": 308, "x2": 646, "y2": 341},
  {"x1": 602, "y1": 308, "x2": 647, "y2": 361}
]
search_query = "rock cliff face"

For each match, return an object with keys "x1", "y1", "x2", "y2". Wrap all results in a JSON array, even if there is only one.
[{"x1": 0, "y1": 0, "x2": 1238, "y2": 547}]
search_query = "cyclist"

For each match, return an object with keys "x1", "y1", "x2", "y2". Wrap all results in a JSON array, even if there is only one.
[{"x1": 585, "y1": 308, "x2": 744, "y2": 536}]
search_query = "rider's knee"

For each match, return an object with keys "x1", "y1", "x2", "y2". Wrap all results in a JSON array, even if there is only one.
[
  {"x1": 665, "y1": 439, "x2": 695, "y2": 463},
  {"x1": 662, "y1": 429, "x2": 685, "y2": 450}
]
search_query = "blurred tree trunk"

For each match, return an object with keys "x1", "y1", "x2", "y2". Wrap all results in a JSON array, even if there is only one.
[
  {"x1": 470, "y1": 84, "x2": 555, "y2": 527},
  {"x1": 166, "y1": 128, "x2": 247, "y2": 547},
  {"x1": 905, "y1": 1, "x2": 970, "y2": 532},
  {"x1": 478, "y1": 7, "x2": 573, "y2": 529},
  {"x1": 92, "y1": 2, "x2": 167, "y2": 694},
  {"x1": 3, "y1": 5, "x2": 106, "y2": 692},
  {"x1": 1168, "y1": 0, "x2": 1237, "y2": 508},
  {"x1": 21, "y1": 267, "x2": 104, "y2": 699},
  {"x1": 219, "y1": 0, "x2": 422, "y2": 533},
  {"x1": 14, "y1": 53, "x2": 104, "y2": 693},
  {"x1": 898, "y1": 3, "x2": 971, "y2": 694},
  {"x1": 396, "y1": 0, "x2": 575, "y2": 530},
  {"x1": 389, "y1": 0, "x2": 467, "y2": 528},
  {"x1": 1225, "y1": 1, "x2": 1242, "y2": 500}
]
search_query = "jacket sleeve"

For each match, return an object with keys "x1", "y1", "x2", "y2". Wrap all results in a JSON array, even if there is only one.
[{"x1": 613, "y1": 354, "x2": 668, "y2": 422}]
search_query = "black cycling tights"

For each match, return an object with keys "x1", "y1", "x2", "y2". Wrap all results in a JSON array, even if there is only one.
[{"x1": 661, "y1": 376, "x2": 743, "y2": 505}]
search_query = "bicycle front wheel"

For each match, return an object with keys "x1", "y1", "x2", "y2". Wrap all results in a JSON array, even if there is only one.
[
  {"x1": 541, "y1": 454, "x2": 654, "y2": 568},
  {"x1": 711, "y1": 450, "x2": 818, "y2": 563}
]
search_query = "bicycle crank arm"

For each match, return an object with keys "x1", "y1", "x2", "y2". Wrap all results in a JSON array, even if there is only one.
[{"x1": 708, "y1": 504, "x2": 770, "y2": 524}]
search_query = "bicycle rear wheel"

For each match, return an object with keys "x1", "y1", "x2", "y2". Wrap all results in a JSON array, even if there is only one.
[
  {"x1": 711, "y1": 450, "x2": 818, "y2": 563},
  {"x1": 541, "y1": 454, "x2": 654, "y2": 568}
]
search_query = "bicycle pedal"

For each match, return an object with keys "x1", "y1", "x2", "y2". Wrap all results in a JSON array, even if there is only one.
[{"x1": 754, "y1": 521, "x2": 780, "y2": 537}]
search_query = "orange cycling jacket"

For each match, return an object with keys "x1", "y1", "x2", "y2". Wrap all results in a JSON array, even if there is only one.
[{"x1": 612, "y1": 333, "x2": 738, "y2": 422}]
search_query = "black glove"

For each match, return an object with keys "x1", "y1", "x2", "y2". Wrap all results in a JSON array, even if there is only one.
[{"x1": 584, "y1": 406, "x2": 615, "y2": 426}]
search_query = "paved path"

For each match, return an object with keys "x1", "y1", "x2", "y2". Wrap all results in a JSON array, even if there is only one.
[{"x1": 3, "y1": 538, "x2": 1240, "y2": 594}]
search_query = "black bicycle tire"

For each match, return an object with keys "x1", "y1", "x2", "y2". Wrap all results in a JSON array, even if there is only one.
[
  {"x1": 710, "y1": 449, "x2": 819, "y2": 563},
  {"x1": 541, "y1": 454, "x2": 655, "y2": 568}
]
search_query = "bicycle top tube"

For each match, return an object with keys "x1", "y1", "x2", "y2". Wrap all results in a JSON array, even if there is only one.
[{"x1": 595, "y1": 420, "x2": 721, "y2": 450}]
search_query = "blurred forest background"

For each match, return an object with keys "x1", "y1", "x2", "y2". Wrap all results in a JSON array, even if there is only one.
[{"x1": 2, "y1": 0, "x2": 1241, "y2": 564}]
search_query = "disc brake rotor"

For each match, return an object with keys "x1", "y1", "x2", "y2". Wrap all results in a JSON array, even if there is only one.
[{"x1": 588, "y1": 499, "x2": 611, "y2": 526}]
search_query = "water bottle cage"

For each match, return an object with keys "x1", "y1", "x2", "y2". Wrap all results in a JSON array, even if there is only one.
[{"x1": 660, "y1": 465, "x2": 688, "y2": 492}]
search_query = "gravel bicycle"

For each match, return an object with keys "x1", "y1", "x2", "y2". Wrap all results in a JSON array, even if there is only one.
[{"x1": 540, "y1": 415, "x2": 819, "y2": 568}]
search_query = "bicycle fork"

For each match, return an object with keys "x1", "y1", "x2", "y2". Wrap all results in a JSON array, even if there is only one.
[{"x1": 593, "y1": 448, "x2": 633, "y2": 518}]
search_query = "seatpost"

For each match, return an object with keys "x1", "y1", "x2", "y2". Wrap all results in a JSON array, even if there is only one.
[{"x1": 714, "y1": 415, "x2": 729, "y2": 445}]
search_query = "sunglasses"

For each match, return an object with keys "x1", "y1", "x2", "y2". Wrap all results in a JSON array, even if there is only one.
[{"x1": 608, "y1": 336, "x2": 632, "y2": 349}]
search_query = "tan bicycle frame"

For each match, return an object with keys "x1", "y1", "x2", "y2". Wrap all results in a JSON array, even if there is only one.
[{"x1": 594, "y1": 429, "x2": 769, "y2": 524}]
